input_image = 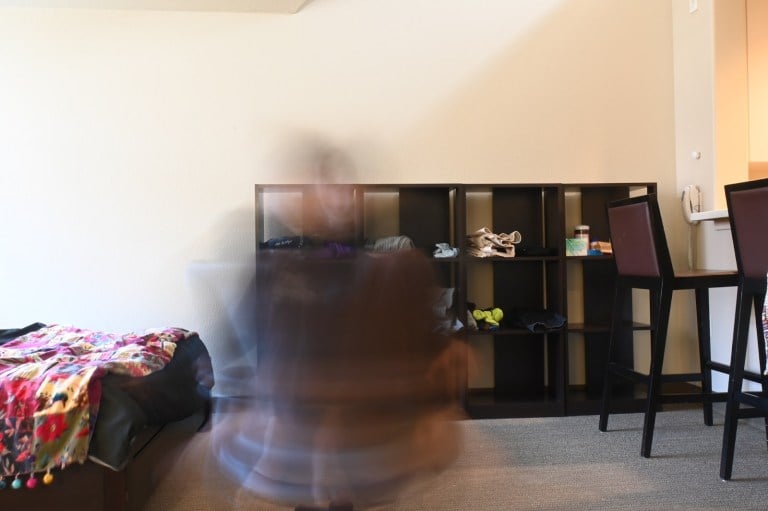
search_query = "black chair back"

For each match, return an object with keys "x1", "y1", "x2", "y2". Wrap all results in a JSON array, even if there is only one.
[
  {"x1": 726, "y1": 177, "x2": 768, "y2": 286},
  {"x1": 607, "y1": 193, "x2": 673, "y2": 280}
]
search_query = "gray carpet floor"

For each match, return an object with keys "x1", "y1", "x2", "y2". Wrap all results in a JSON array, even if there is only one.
[{"x1": 141, "y1": 406, "x2": 768, "y2": 510}]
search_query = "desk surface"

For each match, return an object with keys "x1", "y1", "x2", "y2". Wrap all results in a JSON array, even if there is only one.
[{"x1": 690, "y1": 209, "x2": 728, "y2": 222}]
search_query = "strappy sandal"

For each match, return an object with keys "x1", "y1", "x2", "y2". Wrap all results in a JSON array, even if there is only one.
[
  {"x1": 467, "y1": 227, "x2": 520, "y2": 257},
  {"x1": 467, "y1": 245, "x2": 494, "y2": 258},
  {"x1": 497, "y1": 231, "x2": 522, "y2": 247},
  {"x1": 467, "y1": 227, "x2": 495, "y2": 246},
  {"x1": 492, "y1": 244, "x2": 516, "y2": 258}
]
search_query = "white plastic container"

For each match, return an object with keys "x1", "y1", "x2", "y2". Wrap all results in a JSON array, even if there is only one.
[{"x1": 574, "y1": 224, "x2": 590, "y2": 241}]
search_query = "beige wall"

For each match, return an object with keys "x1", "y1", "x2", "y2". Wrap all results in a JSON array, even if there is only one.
[
  {"x1": 678, "y1": 0, "x2": 764, "y2": 390},
  {"x1": 748, "y1": 0, "x2": 768, "y2": 163},
  {"x1": 713, "y1": 0, "x2": 749, "y2": 206},
  {"x1": 0, "y1": 0, "x2": 682, "y2": 393}
]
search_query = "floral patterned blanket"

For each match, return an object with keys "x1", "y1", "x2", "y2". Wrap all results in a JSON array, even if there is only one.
[{"x1": 0, "y1": 324, "x2": 191, "y2": 486}]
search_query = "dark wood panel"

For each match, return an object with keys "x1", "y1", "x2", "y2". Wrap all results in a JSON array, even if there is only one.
[
  {"x1": 493, "y1": 334, "x2": 546, "y2": 397},
  {"x1": 492, "y1": 186, "x2": 545, "y2": 250},
  {"x1": 399, "y1": 187, "x2": 453, "y2": 252},
  {"x1": 492, "y1": 260, "x2": 545, "y2": 311}
]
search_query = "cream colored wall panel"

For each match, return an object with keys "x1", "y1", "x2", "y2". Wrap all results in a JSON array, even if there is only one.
[
  {"x1": 0, "y1": 0, "x2": 681, "y2": 392},
  {"x1": 748, "y1": 0, "x2": 768, "y2": 161},
  {"x1": 0, "y1": 0, "x2": 310, "y2": 12}
]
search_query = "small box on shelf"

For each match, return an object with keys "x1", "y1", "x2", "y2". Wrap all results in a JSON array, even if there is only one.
[{"x1": 566, "y1": 238, "x2": 588, "y2": 256}]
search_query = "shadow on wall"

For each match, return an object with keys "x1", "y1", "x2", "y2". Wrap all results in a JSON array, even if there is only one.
[{"x1": 184, "y1": 205, "x2": 257, "y2": 397}]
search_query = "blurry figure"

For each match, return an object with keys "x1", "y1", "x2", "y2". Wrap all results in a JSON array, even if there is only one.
[{"x1": 211, "y1": 138, "x2": 467, "y2": 510}]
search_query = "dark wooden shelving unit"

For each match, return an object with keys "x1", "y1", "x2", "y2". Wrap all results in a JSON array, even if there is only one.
[
  {"x1": 255, "y1": 182, "x2": 658, "y2": 419},
  {"x1": 461, "y1": 184, "x2": 565, "y2": 419},
  {"x1": 562, "y1": 183, "x2": 656, "y2": 416}
]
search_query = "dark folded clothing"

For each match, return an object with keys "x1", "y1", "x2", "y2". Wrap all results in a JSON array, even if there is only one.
[
  {"x1": 0, "y1": 323, "x2": 46, "y2": 345},
  {"x1": 259, "y1": 236, "x2": 305, "y2": 249},
  {"x1": 508, "y1": 308, "x2": 566, "y2": 333}
]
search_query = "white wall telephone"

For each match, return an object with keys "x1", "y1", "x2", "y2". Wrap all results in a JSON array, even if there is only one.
[{"x1": 681, "y1": 184, "x2": 702, "y2": 225}]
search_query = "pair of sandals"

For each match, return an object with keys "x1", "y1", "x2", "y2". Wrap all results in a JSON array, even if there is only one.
[{"x1": 467, "y1": 227, "x2": 521, "y2": 258}]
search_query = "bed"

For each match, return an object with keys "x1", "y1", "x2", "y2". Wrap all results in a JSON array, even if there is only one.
[{"x1": 0, "y1": 323, "x2": 213, "y2": 511}]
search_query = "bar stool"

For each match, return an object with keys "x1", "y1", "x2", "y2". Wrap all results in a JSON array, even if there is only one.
[
  {"x1": 720, "y1": 177, "x2": 768, "y2": 480},
  {"x1": 598, "y1": 193, "x2": 738, "y2": 458}
]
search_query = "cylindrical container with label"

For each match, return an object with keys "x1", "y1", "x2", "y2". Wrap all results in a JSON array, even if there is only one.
[{"x1": 574, "y1": 225, "x2": 590, "y2": 241}]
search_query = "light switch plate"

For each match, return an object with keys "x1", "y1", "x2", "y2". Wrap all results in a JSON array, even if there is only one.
[{"x1": 689, "y1": 0, "x2": 698, "y2": 13}]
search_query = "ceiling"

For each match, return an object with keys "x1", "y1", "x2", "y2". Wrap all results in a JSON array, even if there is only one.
[{"x1": 0, "y1": 0, "x2": 312, "y2": 13}]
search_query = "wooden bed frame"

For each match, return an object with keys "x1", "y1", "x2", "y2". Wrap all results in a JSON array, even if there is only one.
[{"x1": 0, "y1": 405, "x2": 210, "y2": 511}]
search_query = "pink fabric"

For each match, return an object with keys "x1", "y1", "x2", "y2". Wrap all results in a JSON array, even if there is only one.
[{"x1": 0, "y1": 325, "x2": 189, "y2": 480}]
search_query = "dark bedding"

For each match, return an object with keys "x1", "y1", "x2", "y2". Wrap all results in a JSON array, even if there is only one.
[
  {"x1": 0, "y1": 323, "x2": 213, "y2": 475},
  {"x1": 90, "y1": 332, "x2": 213, "y2": 469}
]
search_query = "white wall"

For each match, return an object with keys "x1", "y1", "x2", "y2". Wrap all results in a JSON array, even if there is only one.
[{"x1": 0, "y1": 0, "x2": 681, "y2": 394}]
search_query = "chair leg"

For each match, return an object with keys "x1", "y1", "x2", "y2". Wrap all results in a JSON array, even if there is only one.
[
  {"x1": 598, "y1": 369, "x2": 614, "y2": 432},
  {"x1": 641, "y1": 285, "x2": 672, "y2": 458},
  {"x1": 597, "y1": 370, "x2": 613, "y2": 432},
  {"x1": 720, "y1": 286, "x2": 752, "y2": 480},
  {"x1": 752, "y1": 294, "x2": 768, "y2": 451},
  {"x1": 694, "y1": 287, "x2": 714, "y2": 426},
  {"x1": 599, "y1": 284, "x2": 629, "y2": 432}
]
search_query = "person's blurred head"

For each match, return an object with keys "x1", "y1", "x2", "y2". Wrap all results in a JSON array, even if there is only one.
[{"x1": 273, "y1": 134, "x2": 358, "y2": 242}]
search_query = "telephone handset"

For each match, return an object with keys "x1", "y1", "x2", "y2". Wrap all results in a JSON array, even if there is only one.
[{"x1": 681, "y1": 184, "x2": 702, "y2": 225}]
